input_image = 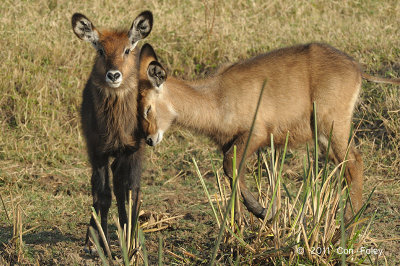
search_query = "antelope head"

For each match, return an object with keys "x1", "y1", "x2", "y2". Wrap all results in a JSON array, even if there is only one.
[
  {"x1": 72, "y1": 11, "x2": 153, "y2": 90},
  {"x1": 138, "y1": 44, "x2": 175, "y2": 146}
]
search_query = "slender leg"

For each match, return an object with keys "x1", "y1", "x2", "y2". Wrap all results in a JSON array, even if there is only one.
[
  {"x1": 319, "y1": 121, "x2": 364, "y2": 221},
  {"x1": 223, "y1": 133, "x2": 268, "y2": 219},
  {"x1": 127, "y1": 146, "x2": 144, "y2": 233},
  {"x1": 111, "y1": 145, "x2": 144, "y2": 239},
  {"x1": 331, "y1": 140, "x2": 363, "y2": 221},
  {"x1": 112, "y1": 157, "x2": 128, "y2": 229},
  {"x1": 85, "y1": 155, "x2": 111, "y2": 250}
]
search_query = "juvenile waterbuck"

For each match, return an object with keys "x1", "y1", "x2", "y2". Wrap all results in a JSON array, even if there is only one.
[
  {"x1": 71, "y1": 11, "x2": 153, "y2": 251},
  {"x1": 138, "y1": 43, "x2": 400, "y2": 221}
]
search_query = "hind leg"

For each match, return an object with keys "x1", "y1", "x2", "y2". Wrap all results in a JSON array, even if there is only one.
[
  {"x1": 340, "y1": 144, "x2": 363, "y2": 221},
  {"x1": 320, "y1": 122, "x2": 363, "y2": 221}
]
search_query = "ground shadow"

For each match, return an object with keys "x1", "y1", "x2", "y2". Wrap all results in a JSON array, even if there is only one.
[{"x1": 0, "y1": 225, "x2": 81, "y2": 245}]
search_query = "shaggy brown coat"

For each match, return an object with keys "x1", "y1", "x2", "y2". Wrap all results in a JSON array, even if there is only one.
[{"x1": 72, "y1": 11, "x2": 153, "y2": 250}]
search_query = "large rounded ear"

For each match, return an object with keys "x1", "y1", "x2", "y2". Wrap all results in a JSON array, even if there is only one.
[
  {"x1": 71, "y1": 13, "x2": 99, "y2": 45},
  {"x1": 128, "y1": 11, "x2": 153, "y2": 48},
  {"x1": 147, "y1": 61, "x2": 167, "y2": 92}
]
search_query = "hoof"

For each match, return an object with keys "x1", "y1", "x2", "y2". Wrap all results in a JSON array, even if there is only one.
[
  {"x1": 257, "y1": 207, "x2": 273, "y2": 221},
  {"x1": 84, "y1": 237, "x2": 98, "y2": 255}
]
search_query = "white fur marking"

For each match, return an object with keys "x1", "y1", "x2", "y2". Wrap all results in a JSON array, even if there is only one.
[
  {"x1": 318, "y1": 135, "x2": 329, "y2": 149},
  {"x1": 166, "y1": 102, "x2": 177, "y2": 118},
  {"x1": 156, "y1": 83, "x2": 164, "y2": 93},
  {"x1": 348, "y1": 81, "x2": 361, "y2": 115},
  {"x1": 105, "y1": 70, "x2": 123, "y2": 88},
  {"x1": 148, "y1": 130, "x2": 164, "y2": 146}
]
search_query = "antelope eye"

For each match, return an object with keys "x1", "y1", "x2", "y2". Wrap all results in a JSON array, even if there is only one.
[
  {"x1": 124, "y1": 48, "x2": 130, "y2": 55},
  {"x1": 98, "y1": 49, "x2": 104, "y2": 56}
]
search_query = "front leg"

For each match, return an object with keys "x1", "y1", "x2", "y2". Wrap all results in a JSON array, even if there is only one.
[
  {"x1": 112, "y1": 145, "x2": 144, "y2": 238},
  {"x1": 85, "y1": 155, "x2": 111, "y2": 252},
  {"x1": 223, "y1": 133, "x2": 268, "y2": 219}
]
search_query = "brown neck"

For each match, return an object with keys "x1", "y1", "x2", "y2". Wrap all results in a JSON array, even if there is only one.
[
  {"x1": 162, "y1": 76, "x2": 232, "y2": 145},
  {"x1": 92, "y1": 73, "x2": 139, "y2": 152}
]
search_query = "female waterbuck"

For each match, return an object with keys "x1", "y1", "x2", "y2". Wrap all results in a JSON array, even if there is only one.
[
  {"x1": 138, "y1": 43, "x2": 400, "y2": 221},
  {"x1": 71, "y1": 11, "x2": 153, "y2": 251}
]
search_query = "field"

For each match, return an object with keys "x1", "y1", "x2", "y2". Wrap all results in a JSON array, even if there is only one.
[{"x1": 1, "y1": 0, "x2": 400, "y2": 264}]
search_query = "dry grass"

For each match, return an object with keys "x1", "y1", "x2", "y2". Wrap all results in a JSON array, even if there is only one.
[
  {"x1": 0, "y1": 0, "x2": 399, "y2": 264},
  {"x1": 196, "y1": 133, "x2": 379, "y2": 265}
]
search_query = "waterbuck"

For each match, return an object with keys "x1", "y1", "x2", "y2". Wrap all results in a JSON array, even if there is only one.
[
  {"x1": 71, "y1": 11, "x2": 153, "y2": 251},
  {"x1": 138, "y1": 43, "x2": 400, "y2": 221}
]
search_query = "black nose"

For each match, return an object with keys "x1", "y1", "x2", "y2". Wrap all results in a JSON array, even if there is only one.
[
  {"x1": 145, "y1": 138, "x2": 153, "y2": 146},
  {"x1": 106, "y1": 71, "x2": 121, "y2": 82}
]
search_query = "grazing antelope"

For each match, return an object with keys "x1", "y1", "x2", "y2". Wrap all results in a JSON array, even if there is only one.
[
  {"x1": 71, "y1": 11, "x2": 153, "y2": 251},
  {"x1": 138, "y1": 43, "x2": 400, "y2": 221}
]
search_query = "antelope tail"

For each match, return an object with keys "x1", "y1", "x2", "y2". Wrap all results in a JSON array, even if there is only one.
[{"x1": 362, "y1": 72, "x2": 400, "y2": 85}]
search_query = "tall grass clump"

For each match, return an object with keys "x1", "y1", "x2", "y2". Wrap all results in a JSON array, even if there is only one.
[
  {"x1": 88, "y1": 190, "x2": 148, "y2": 266},
  {"x1": 195, "y1": 105, "x2": 379, "y2": 265},
  {"x1": 87, "y1": 189, "x2": 181, "y2": 265},
  {"x1": 0, "y1": 193, "x2": 38, "y2": 264}
]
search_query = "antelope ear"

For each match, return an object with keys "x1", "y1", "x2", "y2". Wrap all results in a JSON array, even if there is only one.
[
  {"x1": 71, "y1": 13, "x2": 99, "y2": 46},
  {"x1": 128, "y1": 11, "x2": 153, "y2": 48},
  {"x1": 147, "y1": 61, "x2": 167, "y2": 92}
]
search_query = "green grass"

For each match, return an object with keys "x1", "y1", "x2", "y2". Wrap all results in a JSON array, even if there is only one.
[{"x1": 1, "y1": 0, "x2": 400, "y2": 264}]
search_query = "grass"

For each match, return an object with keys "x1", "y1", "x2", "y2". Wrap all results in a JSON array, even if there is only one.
[
  {"x1": 196, "y1": 136, "x2": 369, "y2": 264},
  {"x1": 192, "y1": 104, "x2": 377, "y2": 264},
  {"x1": 1, "y1": 0, "x2": 400, "y2": 264}
]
